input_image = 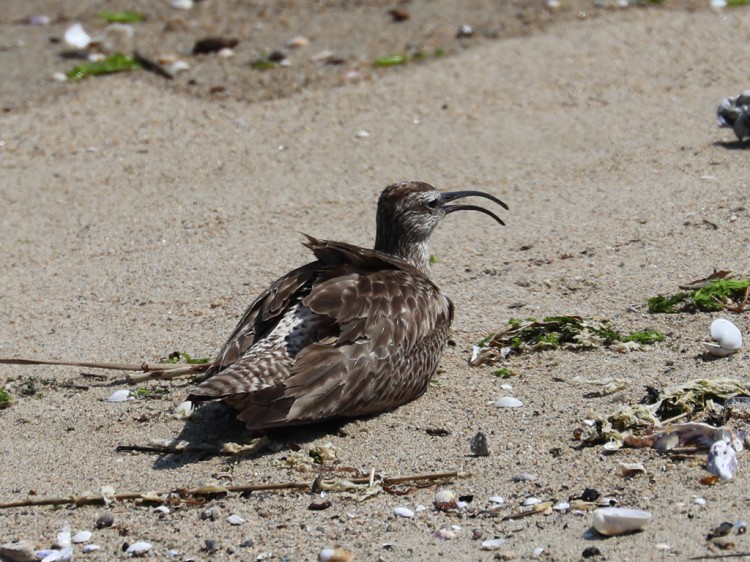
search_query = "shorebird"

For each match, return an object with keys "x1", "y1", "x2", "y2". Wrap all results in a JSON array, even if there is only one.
[{"x1": 188, "y1": 181, "x2": 507, "y2": 430}]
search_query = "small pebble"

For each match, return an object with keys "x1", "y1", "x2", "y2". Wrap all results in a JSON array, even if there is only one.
[
  {"x1": 217, "y1": 48, "x2": 235, "y2": 58},
  {"x1": 694, "y1": 498, "x2": 706, "y2": 506},
  {"x1": 227, "y1": 514, "x2": 244, "y2": 525},
  {"x1": 51, "y1": 72, "x2": 67, "y2": 82},
  {"x1": 533, "y1": 547, "x2": 545, "y2": 557},
  {"x1": 393, "y1": 506, "x2": 414, "y2": 518},
  {"x1": 489, "y1": 496, "x2": 504, "y2": 505},
  {"x1": 470, "y1": 430, "x2": 490, "y2": 456},
  {"x1": 170, "y1": 0, "x2": 193, "y2": 9},
  {"x1": 286, "y1": 36, "x2": 309, "y2": 49},
  {"x1": 456, "y1": 24, "x2": 474, "y2": 38},
  {"x1": 95, "y1": 512, "x2": 114, "y2": 529},
  {"x1": 0, "y1": 541, "x2": 35, "y2": 562},
  {"x1": 355, "y1": 130, "x2": 370, "y2": 138}
]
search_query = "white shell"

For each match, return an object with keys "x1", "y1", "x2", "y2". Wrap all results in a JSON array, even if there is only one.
[
  {"x1": 40, "y1": 547, "x2": 73, "y2": 562},
  {"x1": 154, "y1": 505, "x2": 170, "y2": 514},
  {"x1": 481, "y1": 538, "x2": 507, "y2": 550},
  {"x1": 553, "y1": 501, "x2": 570, "y2": 511},
  {"x1": 533, "y1": 547, "x2": 545, "y2": 557},
  {"x1": 393, "y1": 506, "x2": 414, "y2": 518},
  {"x1": 592, "y1": 507, "x2": 652, "y2": 536},
  {"x1": 108, "y1": 389, "x2": 132, "y2": 402},
  {"x1": 523, "y1": 497, "x2": 541, "y2": 506},
  {"x1": 82, "y1": 545, "x2": 100, "y2": 553},
  {"x1": 173, "y1": 400, "x2": 194, "y2": 419},
  {"x1": 495, "y1": 396, "x2": 523, "y2": 408},
  {"x1": 434, "y1": 489, "x2": 457, "y2": 504},
  {"x1": 707, "y1": 440, "x2": 737, "y2": 480},
  {"x1": 170, "y1": 0, "x2": 193, "y2": 9},
  {"x1": 704, "y1": 318, "x2": 742, "y2": 356},
  {"x1": 489, "y1": 496, "x2": 504, "y2": 505},
  {"x1": 64, "y1": 23, "x2": 92, "y2": 49},
  {"x1": 72, "y1": 531, "x2": 92, "y2": 543},
  {"x1": 227, "y1": 514, "x2": 244, "y2": 525},
  {"x1": 318, "y1": 548, "x2": 353, "y2": 562},
  {"x1": 125, "y1": 542, "x2": 153, "y2": 555}
]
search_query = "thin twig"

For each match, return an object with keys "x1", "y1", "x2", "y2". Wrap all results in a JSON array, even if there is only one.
[{"x1": 0, "y1": 471, "x2": 463, "y2": 510}]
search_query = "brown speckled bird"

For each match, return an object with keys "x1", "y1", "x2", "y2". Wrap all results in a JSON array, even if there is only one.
[{"x1": 188, "y1": 181, "x2": 507, "y2": 430}]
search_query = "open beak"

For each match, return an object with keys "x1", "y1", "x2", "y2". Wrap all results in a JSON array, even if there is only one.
[{"x1": 440, "y1": 190, "x2": 508, "y2": 226}]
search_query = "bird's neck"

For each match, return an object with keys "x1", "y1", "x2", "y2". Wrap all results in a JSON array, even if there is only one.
[{"x1": 374, "y1": 228, "x2": 431, "y2": 275}]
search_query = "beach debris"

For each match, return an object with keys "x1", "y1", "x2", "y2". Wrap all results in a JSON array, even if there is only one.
[
  {"x1": 471, "y1": 316, "x2": 664, "y2": 366},
  {"x1": 704, "y1": 318, "x2": 742, "y2": 357},
  {"x1": 470, "y1": 430, "x2": 490, "y2": 456},
  {"x1": 523, "y1": 497, "x2": 541, "y2": 507},
  {"x1": 29, "y1": 15, "x2": 51, "y2": 25},
  {"x1": 38, "y1": 547, "x2": 73, "y2": 562},
  {"x1": 170, "y1": 0, "x2": 193, "y2": 9},
  {"x1": 67, "y1": 53, "x2": 141, "y2": 80},
  {"x1": 533, "y1": 547, "x2": 545, "y2": 557},
  {"x1": 173, "y1": 400, "x2": 194, "y2": 419},
  {"x1": 107, "y1": 389, "x2": 132, "y2": 402},
  {"x1": 286, "y1": 36, "x2": 309, "y2": 49},
  {"x1": 318, "y1": 547, "x2": 353, "y2": 562},
  {"x1": 0, "y1": 541, "x2": 35, "y2": 562},
  {"x1": 707, "y1": 439, "x2": 737, "y2": 480},
  {"x1": 581, "y1": 546, "x2": 602, "y2": 558},
  {"x1": 98, "y1": 11, "x2": 146, "y2": 23},
  {"x1": 373, "y1": 53, "x2": 407, "y2": 67},
  {"x1": 718, "y1": 90, "x2": 750, "y2": 141},
  {"x1": 192, "y1": 37, "x2": 239, "y2": 55},
  {"x1": 71, "y1": 531, "x2": 92, "y2": 543},
  {"x1": 481, "y1": 538, "x2": 507, "y2": 550},
  {"x1": 227, "y1": 514, "x2": 244, "y2": 525},
  {"x1": 433, "y1": 489, "x2": 458, "y2": 512},
  {"x1": 592, "y1": 507, "x2": 651, "y2": 536},
  {"x1": 495, "y1": 397, "x2": 523, "y2": 408},
  {"x1": 55, "y1": 523, "x2": 71, "y2": 548},
  {"x1": 456, "y1": 24, "x2": 474, "y2": 38},
  {"x1": 0, "y1": 388, "x2": 10, "y2": 409},
  {"x1": 125, "y1": 541, "x2": 152, "y2": 556},
  {"x1": 388, "y1": 8, "x2": 410, "y2": 21},
  {"x1": 95, "y1": 512, "x2": 114, "y2": 528},
  {"x1": 64, "y1": 23, "x2": 92, "y2": 49},
  {"x1": 434, "y1": 528, "x2": 457, "y2": 540},
  {"x1": 154, "y1": 505, "x2": 170, "y2": 515},
  {"x1": 82, "y1": 545, "x2": 100, "y2": 553},
  {"x1": 393, "y1": 506, "x2": 415, "y2": 518},
  {"x1": 648, "y1": 271, "x2": 750, "y2": 313},
  {"x1": 511, "y1": 473, "x2": 538, "y2": 482},
  {"x1": 489, "y1": 496, "x2": 504, "y2": 505},
  {"x1": 553, "y1": 501, "x2": 570, "y2": 512},
  {"x1": 577, "y1": 377, "x2": 750, "y2": 448},
  {"x1": 618, "y1": 462, "x2": 646, "y2": 478}
]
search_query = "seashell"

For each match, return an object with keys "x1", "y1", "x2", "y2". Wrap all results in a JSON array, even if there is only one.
[
  {"x1": 95, "y1": 512, "x2": 114, "y2": 528},
  {"x1": 393, "y1": 506, "x2": 414, "y2": 518},
  {"x1": 217, "y1": 47, "x2": 235, "y2": 58},
  {"x1": 618, "y1": 462, "x2": 646, "y2": 477},
  {"x1": 592, "y1": 507, "x2": 652, "y2": 536},
  {"x1": 170, "y1": 0, "x2": 193, "y2": 9},
  {"x1": 553, "y1": 501, "x2": 570, "y2": 511},
  {"x1": 481, "y1": 538, "x2": 507, "y2": 550},
  {"x1": 64, "y1": 23, "x2": 92, "y2": 49},
  {"x1": 72, "y1": 531, "x2": 92, "y2": 543},
  {"x1": 694, "y1": 497, "x2": 706, "y2": 506},
  {"x1": 434, "y1": 489, "x2": 457, "y2": 504},
  {"x1": 173, "y1": 400, "x2": 194, "y2": 418},
  {"x1": 434, "y1": 528, "x2": 456, "y2": 540},
  {"x1": 55, "y1": 523, "x2": 71, "y2": 548},
  {"x1": 495, "y1": 396, "x2": 523, "y2": 408},
  {"x1": 523, "y1": 497, "x2": 541, "y2": 506},
  {"x1": 51, "y1": 72, "x2": 68, "y2": 82},
  {"x1": 707, "y1": 440, "x2": 737, "y2": 480},
  {"x1": 596, "y1": 497, "x2": 618, "y2": 507},
  {"x1": 125, "y1": 541, "x2": 152, "y2": 556},
  {"x1": 82, "y1": 545, "x2": 100, "y2": 553},
  {"x1": 415, "y1": 504, "x2": 428, "y2": 512},
  {"x1": 227, "y1": 514, "x2": 244, "y2": 525},
  {"x1": 704, "y1": 318, "x2": 742, "y2": 357},
  {"x1": 511, "y1": 473, "x2": 538, "y2": 482},
  {"x1": 286, "y1": 36, "x2": 309, "y2": 49},
  {"x1": 107, "y1": 389, "x2": 131, "y2": 402},
  {"x1": 602, "y1": 440, "x2": 622, "y2": 452},
  {"x1": 30, "y1": 15, "x2": 51, "y2": 25},
  {"x1": 0, "y1": 541, "x2": 36, "y2": 562},
  {"x1": 40, "y1": 547, "x2": 73, "y2": 562},
  {"x1": 533, "y1": 547, "x2": 545, "y2": 557},
  {"x1": 318, "y1": 548, "x2": 353, "y2": 562},
  {"x1": 154, "y1": 505, "x2": 170, "y2": 514},
  {"x1": 489, "y1": 496, "x2": 504, "y2": 505},
  {"x1": 355, "y1": 130, "x2": 370, "y2": 139}
]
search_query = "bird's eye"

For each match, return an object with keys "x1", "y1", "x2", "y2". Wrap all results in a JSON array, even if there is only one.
[{"x1": 426, "y1": 198, "x2": 440, "y2": 209}]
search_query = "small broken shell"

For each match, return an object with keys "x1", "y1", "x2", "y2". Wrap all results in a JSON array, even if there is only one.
[
  {"x1": 707, "y1": 440, "x2": 737, "y2": 480},
  {"x1": 227, "y1": 514, "x2": 244, "y2": 525},
  {"x1": 393, "y1": 506, "x2": 414, "y2": 518},
  {"x1": 125, "y1": 541, "x2": 152, "y2": 556},
  {"x1": 592, "y1": 507, "x2": 651, "y2": 536},
  {"x1": 318, "y1": 547, "x2": 353, "y2": 562},
  {"x1": 481, "y1": 538, "x2": 507, "y2": 550},
  {"x1": 108, "y1": 389, "x2": 132, "y2": 402},
  {"x1": 618, "y1": 462, "x2": 646, "y2": 478},
  {"x1": 64, "y1": 23, "x2": 91, "y2": 49},
  {"x1": 173, "y1": 400, "x2": 194, "y2": 419},
  {"x1": 434, "y1": 489, "x2": 458, "y2": 512},
  {"x1": 71, "y1": 531, "x2": 92, "y2": 543},
  {"x1": 704, "y1": 318, "x2": 742, "y2": 357}
]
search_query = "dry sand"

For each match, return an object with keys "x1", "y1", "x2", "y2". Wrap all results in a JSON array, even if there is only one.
[{"x1": 2, "y1": 2, "x2": 750, "y2": 561}]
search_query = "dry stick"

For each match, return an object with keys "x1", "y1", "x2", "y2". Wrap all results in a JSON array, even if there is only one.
[
  {"x1": 0, "y1": 357, "x2": 211, "y2": 383},
  {"x1": 0, "y1": 471, "x2": 462, "y2": 510}
]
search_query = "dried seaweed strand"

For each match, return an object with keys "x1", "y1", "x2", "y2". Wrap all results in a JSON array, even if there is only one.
[{"x1": 0, "y1": 471, "x2": 462, "y2": 510}]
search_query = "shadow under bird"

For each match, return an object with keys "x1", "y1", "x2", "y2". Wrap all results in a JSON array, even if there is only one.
[{"x1": 188, "y1": 181, "x2": 508, "y2": 430}]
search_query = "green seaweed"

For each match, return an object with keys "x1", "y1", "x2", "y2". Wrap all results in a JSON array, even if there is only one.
[
  {"x1": 492, "y1": 368, "x2": 514, "y2": 379},
  {"x1": 0, "y1": 388, "x2": 10, "y2": 409},
  {"x1": 67, "y1": 53, "x2": 141, "y2": 80},
  {"x1": 649, "y1": 276, "x2": 750, "y2": 313},
  {"x1": 728, "y1": 0, "x2": 750, "y2": 6},
  {"x1": 251, "y1": 59, "x2": 276, "y2": 70},
  {"x1": 167, "y1": 351, "x2": 211, "y2": 365},
  {"x1": 373, "y1": 53, "x2": 407, "y2": 67},
  {"x1": 98, "y1": 10, "x2": 146, "y2": 23},
  {"x1": 624, "y1": 330, "x2": 665, "y2": 345}
]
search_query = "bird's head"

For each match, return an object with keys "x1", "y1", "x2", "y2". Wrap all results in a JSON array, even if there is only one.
[{"x1": 374, "y1": 181, "x2": 508, "y2": 272}]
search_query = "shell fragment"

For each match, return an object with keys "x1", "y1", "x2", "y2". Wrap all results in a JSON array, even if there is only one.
[
  {"x1": 592, "y1": 507, "x2": 652, "y2": 536},
  {"x1": 704, "y1": 318, "x2": 742, "y2": 357}
]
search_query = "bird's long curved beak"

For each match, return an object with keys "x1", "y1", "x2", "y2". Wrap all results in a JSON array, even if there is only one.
[{"x1": 440, "y1": 190, "x2": 508, "y2": 226}]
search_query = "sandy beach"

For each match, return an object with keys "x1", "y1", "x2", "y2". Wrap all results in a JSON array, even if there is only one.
[{"x1": 3, "y1": 1, "x2": 750, "y2": 560}]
